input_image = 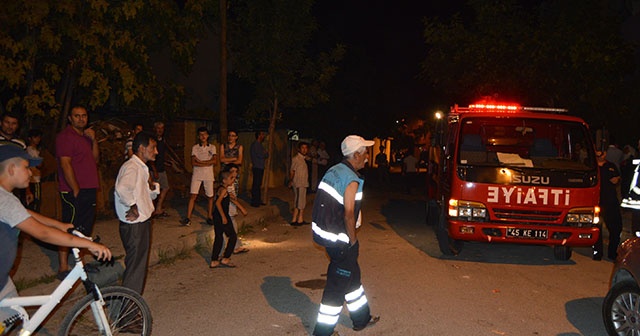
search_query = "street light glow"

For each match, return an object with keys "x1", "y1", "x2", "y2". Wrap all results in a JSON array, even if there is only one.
[{"x1": 435, "y1": 111, "x2": 443, "y2": 120}]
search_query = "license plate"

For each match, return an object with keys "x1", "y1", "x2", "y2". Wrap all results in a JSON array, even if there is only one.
[{"x1": 506, "y1": 228, "x2": 548, "y2": 239}]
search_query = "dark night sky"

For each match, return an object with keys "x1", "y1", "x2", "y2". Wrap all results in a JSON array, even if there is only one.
[
  {"x1": 178, "y1": 1, "x2": 638, "y2": 143},
  {"x1": 303, "y1": 0, "x2": 467, "y2": 139},
  {"x1": 309, "y1": 1, "x2": 639, "y2": 142}
]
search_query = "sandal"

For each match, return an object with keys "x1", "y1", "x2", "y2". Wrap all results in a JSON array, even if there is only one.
[
  {"x1": 218, "y1": 262, "x2": 236, "y2": 268},
  {"x1": 209, "y1": 262, "x2": 220, "y2": 268},
  {"x1": 233, "y1": 247, "x2": 249, "y2": 254}
]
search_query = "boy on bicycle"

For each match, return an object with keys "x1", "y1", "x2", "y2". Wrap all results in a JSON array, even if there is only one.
[{"x1": 0, "y1": 145, "x2": 111, "y2": 327}]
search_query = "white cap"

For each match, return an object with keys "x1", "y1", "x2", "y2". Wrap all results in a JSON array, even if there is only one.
[{"x1": 341, "y1": 135, "x2": 375, "y2": 156}]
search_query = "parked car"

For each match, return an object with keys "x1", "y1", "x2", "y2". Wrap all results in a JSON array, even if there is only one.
[{"x1": 603, "y1": 237, "x2": 640, "y2": 335}]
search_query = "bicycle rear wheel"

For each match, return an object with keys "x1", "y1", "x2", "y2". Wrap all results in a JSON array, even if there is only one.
[{"x1": 58, "y1": 286, "x2": 152, "y2": 336}]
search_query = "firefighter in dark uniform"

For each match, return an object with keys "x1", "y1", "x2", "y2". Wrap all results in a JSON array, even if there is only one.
[
  {"x1": 311, "y1": 135, "x2": 379, "y2": 336},
  {"x1": 593, "y1": 150, "x2": 623, "y2": 261}
]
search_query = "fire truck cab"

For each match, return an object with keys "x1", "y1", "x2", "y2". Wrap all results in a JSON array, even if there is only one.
[{"x1": 433, "y1": 102, "x2": 600, "y2": 260}]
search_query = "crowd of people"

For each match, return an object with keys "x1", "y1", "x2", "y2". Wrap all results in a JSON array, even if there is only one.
[
  {"x1": 0, "y1": 108, "x2": 113, "y2": 327},
  {"x1": 0, "y1": 105, "x2": 381, "y2": 333},
  {"x1": 18, "y1": 107, "x2": 640, "y2": 334},
  {"x1": 0, "y1": 110, "x2": 288, "y2": 299}
]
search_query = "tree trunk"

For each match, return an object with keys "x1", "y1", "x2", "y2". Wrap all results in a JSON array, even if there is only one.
[
  {"x1": 218, "y1": 0, "x2": 228, "y2": 141},
  {"x1": 57, "y1": 61, "x2": 76, "y2": 133},
  {"x1": 262, "y1": 94, "x2": 278, "y2": 205}
]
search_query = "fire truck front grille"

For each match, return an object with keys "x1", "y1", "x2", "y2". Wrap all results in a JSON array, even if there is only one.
[{"x1": 492, "y1": 208, "x2": 562, "y2": 222}]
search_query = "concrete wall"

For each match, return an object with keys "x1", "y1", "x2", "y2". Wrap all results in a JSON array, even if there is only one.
[{"x1": 179, "y1": 120, "x2": 288, "y2": 194}]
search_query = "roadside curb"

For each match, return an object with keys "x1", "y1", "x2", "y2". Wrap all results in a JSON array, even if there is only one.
[
  {"x1": 148, "y1": 203, "x2": 281, "y2": 266},
  {"x1": 12, "y1": 189, "x2": 291, "y2": 291}
]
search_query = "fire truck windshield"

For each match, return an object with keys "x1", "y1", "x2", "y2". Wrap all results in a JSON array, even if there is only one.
[{"x1": 457, "y1": 117, "x2": 597, "y2": 171}]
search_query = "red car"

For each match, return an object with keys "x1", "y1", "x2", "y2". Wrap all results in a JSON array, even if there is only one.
[{"x1": 603, "y1": 237, "x2": 640, "y2": 335}]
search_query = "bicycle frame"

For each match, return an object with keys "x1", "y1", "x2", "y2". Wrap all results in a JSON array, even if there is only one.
[{"x1": 0, "y1": 247, "x2": 112, "y2": 336}]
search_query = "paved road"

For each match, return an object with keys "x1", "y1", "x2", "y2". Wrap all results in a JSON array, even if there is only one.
[{"x1": 138, "y1": 186, "x2": 615, "y2": 336}]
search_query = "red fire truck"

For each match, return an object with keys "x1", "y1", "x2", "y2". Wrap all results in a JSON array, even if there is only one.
[{"x1": 432, "y1": 102, "x2": 600, "y2": 260}]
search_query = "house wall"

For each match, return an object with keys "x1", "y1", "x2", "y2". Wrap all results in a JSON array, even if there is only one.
[{"x1": 179, "y1": 120, "x2": 288, "y2": 195}]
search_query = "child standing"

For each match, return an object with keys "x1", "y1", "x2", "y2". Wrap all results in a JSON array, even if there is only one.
[
  {"x1": 181, "y1": 127, "x2": 217, "y2": 226},
  {"x1": 210, "y1": 171, "x2": 238, "y2": 268},
  {"x1": 289, "y1": 142, "x2": 309, "y2": 225},
  {"x1": 223, "y1": 164, "x2": 249, "y2": 254}
]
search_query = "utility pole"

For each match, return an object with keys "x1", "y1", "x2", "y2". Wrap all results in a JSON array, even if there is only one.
[{"x1": 219, "y1": 0, "x2": 228, "y2": 140}]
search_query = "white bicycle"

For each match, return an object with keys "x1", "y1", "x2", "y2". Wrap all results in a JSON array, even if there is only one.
[{"x1": 0, "y1": 231, "x2": 152, "y2": 335}]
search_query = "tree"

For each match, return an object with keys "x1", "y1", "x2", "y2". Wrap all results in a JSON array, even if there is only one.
[
  {"x1": 0, "y1": 0, "x2": 213, "y2": 130},
  {"x1": 0, "y1": 0, "x2": 215, "y2": 215},
  {"x1": 421, "y1": 0, "x2": 635, "y2": 130},
  {"x1": 228, "y1": 0, "x2": 344, "y2": 203}
]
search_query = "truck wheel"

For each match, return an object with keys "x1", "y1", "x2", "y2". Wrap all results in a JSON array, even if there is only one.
[
  {"x1": 435, "y1": 202, "x2": 463, "y2": 255},
  {"x1": 553, "y1": 246, "x2": 572, "y2": 260}
]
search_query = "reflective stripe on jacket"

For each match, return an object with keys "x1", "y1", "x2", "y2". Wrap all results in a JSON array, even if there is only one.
[
  {"x1": 622, "y1": 162, "x2": 640, "y2": 210},
  {"x1": 312, "y1": 160, "x2": 364, "y2": 247}
]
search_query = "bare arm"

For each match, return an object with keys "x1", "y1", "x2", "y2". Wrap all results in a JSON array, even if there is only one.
[
  {"x1": 231, "y1": 197, "x2": 248, "y2": 216},
  {"x1": 28, "y1": 210, "x2": 73, "y2": 232},
  {"x1": 219, "y1": 144, "x2": 242, "y2": 165},
  {"x1": 289, "y1": 168, "x2": 295, "y2": 187},
  {"x1": 215, "y1": 188, "x2": 228, "y2": 224},
  {"x1": 219, "y1": 144, "x2": 233, "y2": 165},
  {"x1": 17, "y1": 217, "x2": 111, "y2": 261},
  {"x1": 235, "y1": 145, "x2": 243, "y2": 165},
  {"x1": 343, "y1": 181, "x2": 359, "y2": 245},
  {"x1": 59, "y1": 156, "x2": 80, "y2": 197},
  {"x1": 84, "y1": 128, "x2": 100, "y2": 162},
  {"x1": 192, "y1": 154, "x2": 217, "y2": 167}
]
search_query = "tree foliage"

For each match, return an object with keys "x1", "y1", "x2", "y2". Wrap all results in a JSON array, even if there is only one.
[
  {"x1": 227, "y1": 0, "x2": 343, "y2": 204},
  {"x1": 0, "y1": 0, "x2": 213, "y2": 127},
  {"x1": 228, "y1": 0, "x2": 344, "y2": 123},
  {"x1": 421, "y1": 0, "x2": 635, "y2": 126}
]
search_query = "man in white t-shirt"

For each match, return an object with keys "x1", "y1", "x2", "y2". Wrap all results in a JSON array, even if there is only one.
[
  {"x1": 403, "y1": 147, "x2": 419, "y2": 194},
  {"x1": 181, "y1": 127, "x2": 217, "y2": 226}
]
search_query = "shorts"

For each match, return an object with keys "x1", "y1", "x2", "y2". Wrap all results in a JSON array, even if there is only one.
[
  {"x1": 293, "y1": 187, "x2": 307, "y2": 209},
  {"x1": 190, "y1": 178, "x2": 214, "y2": 197},
  {"x1": 60, "y1": 188, "x2": 97, "y2": 236},
  {"x1": 156, "y1": 171, "x2": 169, "y2": 190},
  {"x1": 0, "y1": 278, "x2": 19, "y2": 324}
]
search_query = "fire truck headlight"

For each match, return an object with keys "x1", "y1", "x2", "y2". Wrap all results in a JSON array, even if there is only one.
[
  {"x1": 459, "y1": 207, "x2": 472, "y2": 217},
  {"x1": 566, "y1": 207, "x2": 598, "y2": 227},
  {"x1": 448, "y1": 199, "x2": 487, "y2": 221},
  {"x1": 473, "y1": 208, "x2": 487, "y2": 218},
  {"x1": 579, "y1": 214, "x2": 593, "y2": 223},
  {"x1": 566, "y1": 214, "x2": 580, "y2": 223}
]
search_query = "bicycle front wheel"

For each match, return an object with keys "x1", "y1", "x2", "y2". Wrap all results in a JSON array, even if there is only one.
[{"x1": 58, "y1": 286, "x2": 152, "y2": 336}]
